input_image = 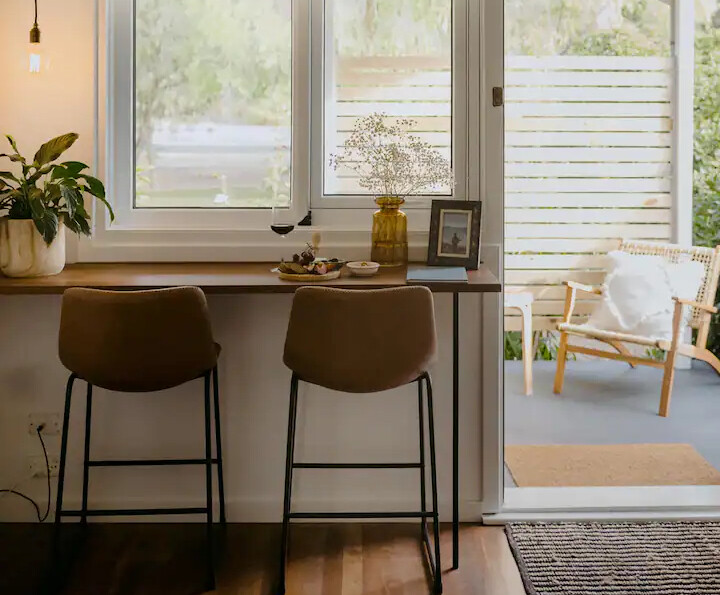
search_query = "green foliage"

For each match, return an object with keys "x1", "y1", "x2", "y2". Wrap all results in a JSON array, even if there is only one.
[
  {"x1": 504, "y1": 331, "x2": 563, "y2": 361},
  {"x1": 0, "y1": 134, "x2": 114, "y2": 244},
  {"x1": 693, "y1": 19, "x2": 720, "y2": 356},
  {"x1": 135, "y1": 0, "x2": 292, "y2": 164},
  {"x1": 505, "y1": 0, "x2": 670, "y2": 56}
]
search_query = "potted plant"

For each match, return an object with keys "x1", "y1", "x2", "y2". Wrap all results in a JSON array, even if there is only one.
[
  {"x1": 0, "y1": 133, "x2": 113, "y2": 277},
  {"x1": 330, "y1": 113, "x2": 454, "y2": 267}
]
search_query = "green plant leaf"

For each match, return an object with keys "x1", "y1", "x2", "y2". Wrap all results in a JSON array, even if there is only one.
[
  {"x1": 6, "y1": 135, "x2": 20, "y2": 154},
  {"x1": 0, "y1": 171, "x2": 19, "y2": 184},
  {"x1": 81, "y1": 175, "x2": 106, "y2": 198},
  {"x1": 0, "y1": 153, "x2": 26, "y2": 163},
  {"x1": 60, "y1": 186, "x2": 82, "y2": 219},
  {"x1": 60, "y1": 161, "x2": 88, "y2": 175},
  {"x1": 33, "y1": 133, "x2": 79, "y2": 167},
  {"x1": 26, "y1": 164, "x2": 53, "y2": 185},
  {"x1": 34, "y1": 209, "x2": 59, "y2": 245}
]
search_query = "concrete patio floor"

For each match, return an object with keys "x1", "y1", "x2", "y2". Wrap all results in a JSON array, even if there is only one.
[{"x1": 504, "y1": 359, "x2": 720, "y2": 488}]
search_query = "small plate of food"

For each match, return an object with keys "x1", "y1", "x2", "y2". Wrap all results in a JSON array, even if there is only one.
[{"x1": 275, "y1": 244, "x2": 346, "y2": 281}]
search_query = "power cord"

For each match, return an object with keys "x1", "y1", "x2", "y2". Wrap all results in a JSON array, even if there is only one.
[{"x1": 0, "y1": 424, "x2": 52, "y2": 522}]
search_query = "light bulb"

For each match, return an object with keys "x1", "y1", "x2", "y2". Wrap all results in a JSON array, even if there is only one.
[{"x1": 29, "y1": 45, "x2": 43, "y2": 74}]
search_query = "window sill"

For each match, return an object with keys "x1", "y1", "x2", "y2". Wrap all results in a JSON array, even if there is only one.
[{"x1": 72, "y1": 226, "x2": 431, "y2": 264}]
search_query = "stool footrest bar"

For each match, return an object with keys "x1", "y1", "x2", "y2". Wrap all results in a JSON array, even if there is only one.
[
  {"x1": 88, "y1": 459, "x2": 219, "y2": 467},
  {"x1": 60, "y1": 507, "x2": 208, "y2": 517},
  {"x1": 288, "y1": 511, "x2": 436, "y2": 520},
  {"x1": 293, "y1": 462, "x2": 421, "y2": 469}
]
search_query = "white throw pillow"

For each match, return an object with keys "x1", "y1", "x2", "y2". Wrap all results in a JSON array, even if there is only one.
[{"x1": 584, "y1": 251, "x2": 705, "y2": 341}]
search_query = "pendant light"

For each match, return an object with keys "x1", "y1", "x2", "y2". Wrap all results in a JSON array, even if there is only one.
[{"x1": 29, "y1": 0, "x2": 42, "y2": 74}]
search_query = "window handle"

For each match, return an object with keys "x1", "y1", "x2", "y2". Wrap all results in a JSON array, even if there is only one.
[{"x1": 492, "y1": 87, "x2": 504, "y2": 107}]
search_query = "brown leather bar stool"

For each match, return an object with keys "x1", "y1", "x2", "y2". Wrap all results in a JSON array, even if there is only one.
[
  {"x1": 54, "y1": 287, "x2": 225, "y2": 592},
  {"x1": 278, "y1": 286, "x2": 443, "y2": 594}
]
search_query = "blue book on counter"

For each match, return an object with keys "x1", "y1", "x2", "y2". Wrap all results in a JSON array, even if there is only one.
[{"x1": 407, "y1": 266, "x2": 468, "y2": 283}]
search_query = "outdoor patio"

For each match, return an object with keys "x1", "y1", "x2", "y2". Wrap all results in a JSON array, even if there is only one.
[{"x1": 504, "y1": 360, "x2": 720, "y2": 488}]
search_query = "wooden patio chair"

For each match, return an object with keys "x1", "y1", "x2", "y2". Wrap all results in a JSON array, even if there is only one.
[{"x1": 553, "y1": 240, "x2": 720, "y2": 417}]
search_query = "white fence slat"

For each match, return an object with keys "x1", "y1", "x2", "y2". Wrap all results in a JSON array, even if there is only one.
[
  {"x1": 506, "y1": 146, "x2": 671, "y2": 162},
  {"x1": 505, "y1": 193, "x2": 672, "y2": 208},
  {"x1": 336, "y1": 131, "x2": 450, "y2": 146},
  {"x1": 506, "y1": 132, "x2": 671, "y2": 148},
  {"x1": 506, "y1": 117, "x2": 672, "y2": 133},
  {"x1": 337, "y1": 71, "x2": 451, "y2": 86},
  {"x1": 505, "y1": 70, "x2": 671, "y2": 87},
  {"x1": 506, "y1": 285, "x2": 604, "y2": 301},
  {"x1": 505, "y1": 178, "x2": 671, "y2": 193},
  {"x1": 337, "y1": 116, "x2": 452, "y2": 131},
  {"x1": 505, "y1": 55, "x2": 673, "y2": 71},
  {"x1": 506, "y1": 223, "x2": 671, "y2": 239},
  {"x1": 508, "y1": 301, "x2": 598, "y2": 316},
  {"x1": 506, "y1": 317, "x2": 581, "y2": 331},
  {"x1": 506, "y1": 86, "x2": 670, "y2": 102},
  {"x1": 338, "y1": 102, "x2": 451, "y2": 117},
  {"x1": 505, "y1": 238, "x2": 624, "y2": 253},
  {"x1": 340, "y1": 56, "x2": 450, "y2": 70},
  {"x1": 337, "y1": 86, "x2": 451, "y2": 102},
  {"x1": 506, "y1": 102, "x2": 672, "y2": 117},
  {"x1": 505, "y1": 270, "x2": 607, "y2": 285},
  {"x1": 506, "y1": 254, "x2": 609, "y2": 270},
  {"x1": 505, "y1": 162, "x2": 672, "y2": 177}
]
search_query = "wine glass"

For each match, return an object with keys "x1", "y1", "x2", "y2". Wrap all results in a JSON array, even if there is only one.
[{"x1": 271, "y1": 207, "x2": 295, "y2": 237}]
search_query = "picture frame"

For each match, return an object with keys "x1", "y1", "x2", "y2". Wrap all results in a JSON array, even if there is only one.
[{"x1": 427, "y1": 200, "x2": 482, "y2": 270}]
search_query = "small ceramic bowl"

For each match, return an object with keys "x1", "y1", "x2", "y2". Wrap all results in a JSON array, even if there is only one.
[{"x1": 347, "y1": 261, "x2": 381, "y2": 277}]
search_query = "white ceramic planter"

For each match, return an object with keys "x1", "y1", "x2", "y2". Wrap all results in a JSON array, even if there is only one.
[{"x1": 0, "y1": 219, "x2": 66, "y2": 278}]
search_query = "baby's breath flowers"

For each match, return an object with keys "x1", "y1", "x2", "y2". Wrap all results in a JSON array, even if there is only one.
[{"x1": 329, "y1": 113, "x2": 454, "y2": 199}]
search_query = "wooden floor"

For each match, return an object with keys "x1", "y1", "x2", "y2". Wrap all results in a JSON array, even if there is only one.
[{"x1": 0, "y1": 523, "x2": 525, "y2": 595}]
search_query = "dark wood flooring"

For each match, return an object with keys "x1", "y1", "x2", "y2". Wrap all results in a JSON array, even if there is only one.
[{"x1": 0, "y1": 523, "x2": 525, "y2": 595}]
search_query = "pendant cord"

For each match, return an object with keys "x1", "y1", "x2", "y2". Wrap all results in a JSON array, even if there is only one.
[{"x1": 34, "y1": 0, "x2": 38, "y2": 26}]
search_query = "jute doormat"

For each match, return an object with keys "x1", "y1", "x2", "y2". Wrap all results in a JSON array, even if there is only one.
[
  {"x1": 505, "y1": 443, "x2": 720, "y2": 487},
  {"x1": 506, "y1": 522, "x2": 720, "y2": 595}
]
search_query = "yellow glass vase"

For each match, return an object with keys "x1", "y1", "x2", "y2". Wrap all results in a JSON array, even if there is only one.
[{"x1": 371, "y1": 196, "x2": 408, "y2": 267}]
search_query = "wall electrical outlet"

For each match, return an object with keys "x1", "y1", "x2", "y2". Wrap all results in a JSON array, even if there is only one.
[
  {"x1": 28, "y1": 413, "x2": 62, "y2": 436},
  {"x1": 28, "y1": 455, "x2": 60, "y2": 478}
]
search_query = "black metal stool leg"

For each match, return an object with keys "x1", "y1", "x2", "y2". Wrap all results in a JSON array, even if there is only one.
[
  {"x1": 49, "y1": 373, "x2": 77, "y2": 591},
  {"x1": 212, "y1": 366, "x2": 226, "y2": 524},
  {"x1": 203, "y1": 372, "x2": 215, "y2": 591},
  {"x1": 81, "y1": 383, "x2": 93, "y2": 525},
  {"x1": 425, "y1": 373, "x2": 443, "y2": 594},
  {"x1": 278, "y1": 374, "x2": 299, "y2": 595},
  {"x1": 418, "y1": 378, "x2": 427, "y2": 539}
]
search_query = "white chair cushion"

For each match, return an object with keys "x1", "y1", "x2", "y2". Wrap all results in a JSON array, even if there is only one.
[{"x1": 584, "y1": 251, "x2": 705, "y2": 342}]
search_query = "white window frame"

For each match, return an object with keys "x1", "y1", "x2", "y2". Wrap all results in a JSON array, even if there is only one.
[{"x1": 78, "y1": 0, "x2": 479, "y2": 261}]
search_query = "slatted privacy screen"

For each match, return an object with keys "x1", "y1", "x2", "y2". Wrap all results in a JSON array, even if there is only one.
[
  {"x1": 327, "y1": 56, "x2": 452, "y2": 195},
  {"x1": 504, "y1": 55, "x2": 674, "y2": 331}
]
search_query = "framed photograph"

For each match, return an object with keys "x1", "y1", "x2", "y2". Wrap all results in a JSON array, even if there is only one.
[{"x1": 427, "y1": 200, "x2": 482, "y2": 269}]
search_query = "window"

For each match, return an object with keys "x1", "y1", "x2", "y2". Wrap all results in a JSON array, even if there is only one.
[
  {"x1": 321, "y1": 0, "x2": 454, "y2": 197},
  {"x1": 134, "y1": 0, "x2": 293, "y2": 210},
  {"x1": 102, "y1": 0, "x2": 470, "y2": 237}
]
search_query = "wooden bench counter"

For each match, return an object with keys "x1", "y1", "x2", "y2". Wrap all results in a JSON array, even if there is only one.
[
  {"x1": 0, "y1": 262, "x2": 501, "y2": 295},
  {"x1": 0, "y1": 260, "x2": 501, "y2": 571}
]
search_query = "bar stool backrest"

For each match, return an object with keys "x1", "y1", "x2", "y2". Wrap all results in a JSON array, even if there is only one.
[
  {"x1": 59, "y1": 286, "x2": 218, "y2": 392},
  {"x1": 284, "y1": 286, "x2": 437, "y2": 393}
]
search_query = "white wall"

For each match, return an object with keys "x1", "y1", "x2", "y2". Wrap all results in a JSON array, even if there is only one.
[{"x1": 0, "y1": 0, "x2": 488, "y2": 522}]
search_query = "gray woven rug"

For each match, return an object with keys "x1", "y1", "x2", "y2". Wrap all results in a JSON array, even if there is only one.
[{"x1": 506, "y1": 522, "x2": 720, "y2": 595}]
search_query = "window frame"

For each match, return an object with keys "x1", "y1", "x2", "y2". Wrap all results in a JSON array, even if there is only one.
[
  {"x1": 82, "y1": 0, "x2": 478, "y2": 260},
  {"x1": 100, "y1": 0, "x2": 311, "y2": 236}
]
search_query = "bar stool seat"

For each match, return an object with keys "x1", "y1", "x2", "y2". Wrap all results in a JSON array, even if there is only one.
[
  {"x1": 53, "y1": 287, "x2": 226, "y2": 593},
  {"x1": 278, "y1": 286, "x2": 443, "y2": 594}
]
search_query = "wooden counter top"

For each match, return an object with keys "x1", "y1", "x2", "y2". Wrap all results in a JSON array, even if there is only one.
[{"x1": 0, "y1": 263, "x2": 501, "y2": 295}]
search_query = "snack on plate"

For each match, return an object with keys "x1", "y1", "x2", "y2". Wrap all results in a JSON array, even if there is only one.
[{"x1": 278, "y1": 243, "x2": 345, "y2": 276}]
